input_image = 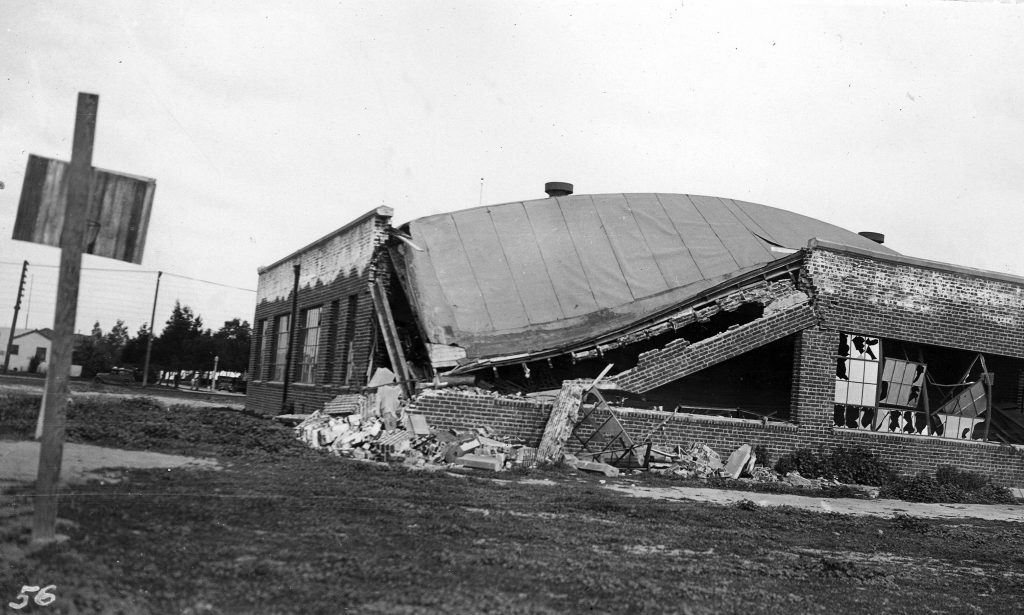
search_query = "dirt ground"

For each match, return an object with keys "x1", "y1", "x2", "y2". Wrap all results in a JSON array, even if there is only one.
[{"x1": 3, "y1": 387, "x2": 1024, "y2": 614}]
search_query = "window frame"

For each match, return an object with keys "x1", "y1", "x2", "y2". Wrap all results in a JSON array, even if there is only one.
[
  {"x1": 297, "y1": 306, "x2": 323, "y2": 384},
  {"x1": 271, "y1": 314, "x2": 291, "y2": 382}
]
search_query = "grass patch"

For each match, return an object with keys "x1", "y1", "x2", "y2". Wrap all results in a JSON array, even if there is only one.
[{"x1": 0, "y1": 390, "x2": 307, "y2": 459}]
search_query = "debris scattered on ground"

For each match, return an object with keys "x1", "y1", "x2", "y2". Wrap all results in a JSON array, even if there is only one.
[
  {"x1": 287, "y1": 381, "x2": 883, "y2": 494},
  {"x1": 294, "y1": 406, "x2": 531, "y2": 472},
  {"x1": 290, "y1": 375, "x2": 532, "y2": 473},
  {"x1": 562, "y1": 454, "x2": 620, "y2": 477}
]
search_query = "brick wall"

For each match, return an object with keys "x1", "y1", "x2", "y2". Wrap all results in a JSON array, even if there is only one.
[
  {"x1": 247, "y1": 208, "x2": 392, "y2": 416},
  {"x1": 805, "y1": 244, "x2": 1024, "y2": 359},
  {"x1": 407, "y1": 388, "x2": 552, "y2": 445},
  {"x1": 789, "y1": 245, "x2": 1024, "y2": 486},
  {"x1": 405, "y1": 382, "x2": 1024, "y2": 487}
]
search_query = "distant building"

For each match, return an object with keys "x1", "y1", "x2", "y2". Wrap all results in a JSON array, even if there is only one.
[
  {"x1": 1, "y1": 327, "x2": 82, "y2": 376},
  {"x1": 247, "y1": 185, "x2": 1024, "y2": 487}
]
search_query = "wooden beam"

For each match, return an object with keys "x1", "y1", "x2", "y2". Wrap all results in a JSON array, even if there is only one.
[
  {"x1": 33, "y1": 92, "x2": 98, "y2": 544},
  {"x1": 368, "y1": 279, "x2": 414, "y2": 397},
  {"x1": 536, "y1": 381, "x2": 587, "y2": 463}
]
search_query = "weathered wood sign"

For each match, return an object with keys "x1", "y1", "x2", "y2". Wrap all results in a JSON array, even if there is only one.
[{"x1": 13, "y1": 153, "x2": 155, "y2": 264}]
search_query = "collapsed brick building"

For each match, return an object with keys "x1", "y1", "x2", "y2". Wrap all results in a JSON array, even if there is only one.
[{"x1": 247, "y1": 184, "x2": 1024, "y2": 487}]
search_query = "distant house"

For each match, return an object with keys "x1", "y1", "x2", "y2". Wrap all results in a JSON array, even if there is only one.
[{"x1": 1, "y1": 327, "x2": 82, "y2": 376}]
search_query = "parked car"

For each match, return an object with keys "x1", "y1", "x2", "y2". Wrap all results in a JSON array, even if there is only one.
[
  {"x1": 94, "y1": 367, "x2": 137, "y2": 385},
  {"x1": 215, "y1": 377, "x2": 247, "y2": 393}
]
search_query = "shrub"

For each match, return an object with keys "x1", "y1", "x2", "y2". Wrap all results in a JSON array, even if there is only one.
[
  {"x1": 774, "y1": 446, "x2": 894, "y2": 486},
  {"x1": 880, "y1": 466, "x2": 1015, "y2": 504},
  {"x1": 752, "y1": 444, "x2": 770, "y2": 468}
]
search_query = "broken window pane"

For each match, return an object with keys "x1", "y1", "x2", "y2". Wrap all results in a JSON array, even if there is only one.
[
  {"x1": 878, "y1": 359, "x2": 926, "y2": 408},
  {"x1": 834, "y1": 333, "x2": 880, "y2": 408}
]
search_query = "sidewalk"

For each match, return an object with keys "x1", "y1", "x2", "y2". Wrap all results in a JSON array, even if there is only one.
[
  {"x1": 604, "y1": 482, "x2": 1024, "y2": 522},
  {"x1": 0, "y1": 441, "x2": 220, "y2": 486}
]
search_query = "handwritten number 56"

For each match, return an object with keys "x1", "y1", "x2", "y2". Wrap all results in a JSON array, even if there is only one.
[{"x1": 8, "y1": 585, "x2": 57, "y2": 609}]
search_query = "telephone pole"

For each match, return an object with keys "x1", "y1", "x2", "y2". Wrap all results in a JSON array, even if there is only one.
[
  {"x1": 2, "y1": 260, "x2": 28, "y2": 373},
  {"x1": 142, "y1": 271, "x2": 162, "y2": 386}
]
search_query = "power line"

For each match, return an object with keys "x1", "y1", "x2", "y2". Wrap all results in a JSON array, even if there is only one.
[{"x1": 0, "y1": 261, "x2": 256, "y2": 293}]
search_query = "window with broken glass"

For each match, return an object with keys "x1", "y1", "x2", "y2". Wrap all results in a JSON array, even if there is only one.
[
  {"x1": 298, "y1": 306, "x2": 322, "y2": 384},
  {"x1": 833, "y1": 335, "x2": 1024, "y2": 444},
  {"x1": 834, "y1": 333, "x2": 882, "y2": 429},
  {"x1": 271, "y1": 314, "x2": 290, "y2": 382}
]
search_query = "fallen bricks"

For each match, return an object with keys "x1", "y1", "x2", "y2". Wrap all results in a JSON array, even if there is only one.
[{"x1": 293, "y1": 405, "x2": 532, "y2": 473}]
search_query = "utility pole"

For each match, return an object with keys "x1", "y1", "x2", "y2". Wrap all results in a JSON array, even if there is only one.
[
  {"x1": 3, "y1": 260, "x2": 28, "y2": 373},
  {"x1": 24, "y1": 274, "x2": 33, "y2": 329},
  {"x1": 142, "y1": 271, "x2": 162, "y2": 386},
  {"x1": 33, "y1": 93, "x2": 97, "y2": 544}
]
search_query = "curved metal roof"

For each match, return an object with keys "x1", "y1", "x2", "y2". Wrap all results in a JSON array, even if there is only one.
[{"x1": 395, "y1": 193, "x2": 897, "y2": 359}]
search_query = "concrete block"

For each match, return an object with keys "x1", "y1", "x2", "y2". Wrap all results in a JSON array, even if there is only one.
[
  {"x1": 575, "y1": 460, "x2": 619, "y2": 477},
  {"x1": 456, "y1": 454, "x2": 504, "y2": 471}
]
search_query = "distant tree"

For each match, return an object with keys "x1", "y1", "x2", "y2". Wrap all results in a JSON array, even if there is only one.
[
  {"x1": 212, "y1": 318, "x2": 252, "y2": 372},
  {"x1": 73, "y1": 321, "x2": 115, "y2": 376},
  {"x1": 104, "y1": 320, "x2": 130, "y2": 361},
  {"x1": 153, "y1": 302, "x2": 212, "y2": 371},
  {"x1": 120, "y1": 323, "x2": 150, "y2": 366}
]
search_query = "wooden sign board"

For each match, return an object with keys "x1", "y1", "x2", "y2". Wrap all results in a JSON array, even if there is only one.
[{"x1": 13, "y1": 154, "x2": 155, "y2": 264}]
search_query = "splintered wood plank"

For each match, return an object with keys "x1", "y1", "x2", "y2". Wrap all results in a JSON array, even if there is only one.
[{"x1": 536, "y1": 382, "x2": 587, "y2": 462}]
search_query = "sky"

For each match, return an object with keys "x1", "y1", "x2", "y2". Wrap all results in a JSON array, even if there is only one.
[{"x1": 2, "y1": 0, "x2": 1024, "y2": 337}]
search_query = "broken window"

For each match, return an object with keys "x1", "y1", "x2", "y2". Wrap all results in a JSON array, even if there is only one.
[
  {"x1": 298, "y1": 306, "x2": 322, "y2": 384},
  {"x1": 879, "y1": 359, "x2": 926, "y2": 408},
  {"x1": 834, "y1": 337, "x2": 1024, "y2": 445},
  {"x1": 834, "y1": 333, "x2": 881, "y2": 412}
]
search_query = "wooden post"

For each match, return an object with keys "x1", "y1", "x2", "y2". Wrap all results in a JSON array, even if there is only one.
[
  {"x1": 141, "y1": 271, "x2": 162, "y2": 387},
  {"x1": 32, "y1": 92, "x2": 98, "y2": 544},
  {"x1": 536, "y1": 382, "x2": 587, "y2": 463}
]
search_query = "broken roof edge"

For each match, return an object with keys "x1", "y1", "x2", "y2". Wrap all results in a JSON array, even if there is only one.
[
  {"x1": 445, "y1": 251, "x2": 806, "y2": 375},
  {"x1": 258, "y1": 206, "x2": 394, "y2": 274},
  {"x1": 808, "y1": 238, "x2": 1024, "y2": 287}
]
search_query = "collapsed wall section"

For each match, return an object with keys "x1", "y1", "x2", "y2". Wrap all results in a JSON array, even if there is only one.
[
  {"x1": 612, "y1": 299, "x2": 817, "y2": 393},
  {"x1": 407, "y1": 388, "x2": 553, "y2": 445},
  {"x1": 402, "y1": 383, "x2": 1024, "y2": 486}
]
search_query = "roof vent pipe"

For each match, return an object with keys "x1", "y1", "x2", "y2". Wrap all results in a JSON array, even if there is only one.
[
  {"x1": 858, "y1": 231, "x2": 885, "y2": 244},
  {"x1": 544, "y1": 182, "x2": 573, "y2": 198}
]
